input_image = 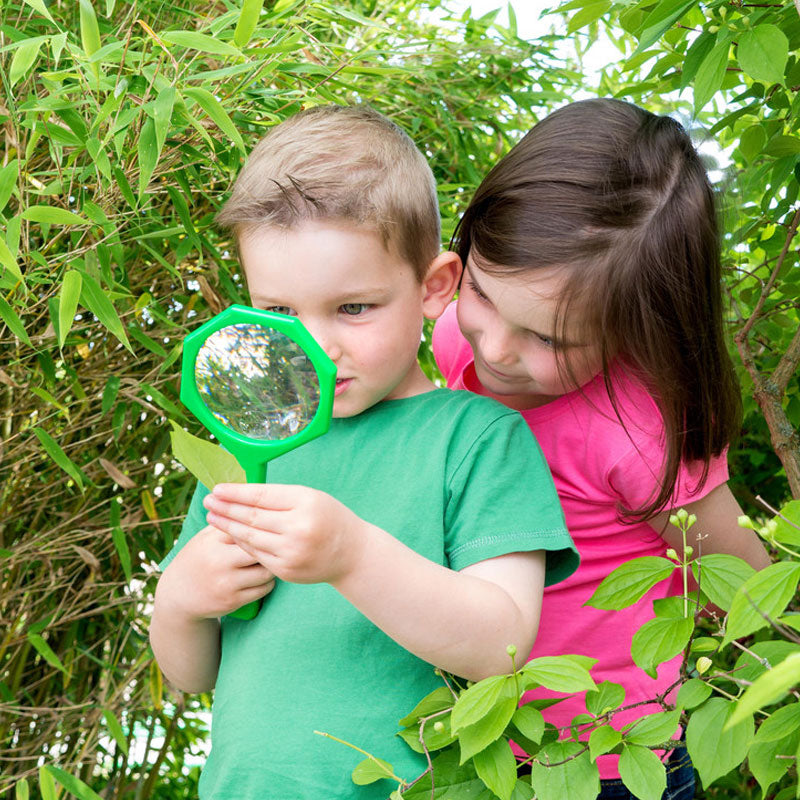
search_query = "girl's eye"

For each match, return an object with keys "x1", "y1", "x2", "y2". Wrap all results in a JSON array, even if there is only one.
[
  {"x1": 467, "y1": 279, "x2": 489, "y2": 303},
  {"x1": 340, "y1": 303, "x2": 370, "y2": 316},
  {"x1": 265, "y1": 305, "x2": 296, "y2": 317},
  {"x1": 536, "y1": 333, "x2": 555, "y2": 349}
]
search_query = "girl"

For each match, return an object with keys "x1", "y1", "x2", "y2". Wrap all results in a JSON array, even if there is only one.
[{"x1": 432, "y1": 98, "x2": 770, "y2": 800}]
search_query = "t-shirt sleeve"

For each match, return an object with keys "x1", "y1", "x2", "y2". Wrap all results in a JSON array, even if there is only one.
[
  {"x1": 157, "y1": 481, "x2": 211, "y2": 571},
  {"x1": 607, "y1": 443, "x2": 730, "y2": 512},
  {"x1": 432, "y1": 301, "x2": 473, "y2": 386},
  {"x1": 444, "y1": 410, "x2": 579, "y2": 586}
]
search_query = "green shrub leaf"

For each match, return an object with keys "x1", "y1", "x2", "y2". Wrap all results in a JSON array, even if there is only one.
[
  {"x1": 589, "y1": 725, "x2": 621, "y2": 761},
  {"x1": 692, "y1": 553, "x2": 755, "y2": 611},
  {"x1": 625, "y1": 709, "x2": 681, "y2": 747},
  {"x1": 631, "y1": 616, "x2": 693, "y2": 678},
  {"x1": 531, "y1": 740, "x2": 600, "y2": 800},
  {"x1": 693, "y1": 39, "x2": 730, "y2": 112},
  {"x1": 686, "y1": 698, "x2": 754, "y2": 788},
  {"x1": 473, "y1": 737, "x2": 516, "y2": 800},
  {"x1": 737, "y1": 24, "x2": 788, "y2": 86},
  {"x1": 618, "y1": 744, "x2": 666, "y2": 800},
  {"x1": 351, "y1": 756, "x2": 395, "y2": 785},
  {"x1": 586, "y1": 557, "x2": 675, "y2": 610},
  {"x1": 723, "y1": 561, "x2": 800, "y2": 646},
  {"x1": 585, "y1": 680, "x2": 625, "y2": 716},
  {"x1": 521, "y1": 656, "x2": 597, "y2": 693},
  {"x1": 675, "y1": 678, "x2": 711, "y2": 709}
]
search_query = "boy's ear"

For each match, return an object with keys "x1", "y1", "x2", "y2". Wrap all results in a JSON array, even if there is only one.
[{"x1": 421, "y1": 251, "x2": 462, "y2": 320}]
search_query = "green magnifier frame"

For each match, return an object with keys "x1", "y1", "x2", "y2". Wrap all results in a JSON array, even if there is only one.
[{"x1": 180, "y1": 304, "x2": 337, "y2": 620}]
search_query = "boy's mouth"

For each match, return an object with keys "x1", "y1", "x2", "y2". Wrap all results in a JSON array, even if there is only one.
[{"x1": 334, "y1": 377, "x2": 352, "y2": 397}]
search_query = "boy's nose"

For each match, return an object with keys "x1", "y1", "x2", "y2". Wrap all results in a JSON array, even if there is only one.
[{"x1": 303, "y1": 320, "x2": 341, "y2": 363}]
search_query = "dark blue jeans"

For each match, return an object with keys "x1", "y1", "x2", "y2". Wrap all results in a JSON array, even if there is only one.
[{"x1": 598, "y1": 745, "x2": 695, "y2": 800}]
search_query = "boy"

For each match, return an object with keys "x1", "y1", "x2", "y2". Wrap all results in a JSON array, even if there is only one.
[{"x1": 149, "y1": 105, "x2": 577, "y2": 799}]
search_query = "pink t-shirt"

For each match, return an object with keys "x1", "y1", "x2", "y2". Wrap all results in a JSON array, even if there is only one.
[{"x1": 432, "y1": 302, "x2": 728, "y2": 779}]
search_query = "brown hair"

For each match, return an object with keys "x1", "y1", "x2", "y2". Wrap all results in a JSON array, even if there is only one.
[
  {"x1": 216, "y1": 104, "x2": 440, "y2": 281},
  {"x1": 454, "y1": 98, "x2": 742, "y2": 520}
]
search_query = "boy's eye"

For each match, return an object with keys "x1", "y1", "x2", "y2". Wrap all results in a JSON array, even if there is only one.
[
  {"x1": 340, "y1": 303, "x2": 370, "y2": 316},
  {"x1": 265, "y1": 305, "x2": 296, "y2": 317}
]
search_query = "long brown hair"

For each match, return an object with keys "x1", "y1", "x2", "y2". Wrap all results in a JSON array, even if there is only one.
[{"x1": 453, "y1": 98, "x2": 741, "y2": 520}]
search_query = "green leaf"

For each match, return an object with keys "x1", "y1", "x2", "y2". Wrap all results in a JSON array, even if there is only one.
[
  {"x1": 473, "y1": 737, "x2": 517, "y2": 800},
  {"x1": 38, "y1": 766, "x2": 56, "y2": 800},
  {"x1": 680, "y1": 31, "x2": 715, "y2": 90},
  {"x1": 635, "y1": 0, "x2": 696, "y2": 55},
  {"x1": 0, "y1": 159, "x2": 19, "y2": 212},
  {"x1": 753, "y1": 703, "x2": 800, "y2": 743},
  {"x1": 112, "y1": 526, "x2": 132, "y2": 583},
  {"x1": 511, "y1": 704, "x2": 544, "y2": 744},
  {"x1": 79, "y1": 272, "x2": 133, "y2": 352},
  {"x1": 692, "y1": 553, "x2": 755, "y2": 611},
  {"x1": 566, "y1": 2, "x2": 611, "y2": 35},
  {"x1": 773, "y1": 499, "x2": 800, "y2": 545},
  {"x1": 521, "y1": 656, "x2": 597, "y2": 693},
  {"x1": 763, "y1": 136, "x2": 800, "y2": 158},
  {"x1": 27, "y1": 632, "x2": 66, "y2": 672},
  {"x1": 0, "y1": 294, "x2": 31, "y2": 347},
  {"x1": 625, "y1": 709, "x2": 681, "y2": 747},
  {"x1": 531, "y1": 741, "x2": 600, "y2": 800},
  {"x1": 153, "y1": 86, "x2": 176, "y2": 154},
  {"x1": 399, "y1": 686, "x2": 454, "y2": 727},
  {"x1": 234, "y1": 0, "x2": 264, "y2": 47},
  {"x1": 727, "y1": 652, "x2": 800, "y2": 724},
  {"x1": 586, "y1": 557, "x2": 675, "y2": 610},
  {"x1": 739, "y1": 124, "x2": 767, "y2": 163},
  {"x1": 631, "y1": 616, "x2": 693, "y2": 679},
  {"x1": 22, "y1": 205, "x2": 87, "y2": 226},
  {"x1": 723, "y1": 561, "x2": 800, "y2": 646},
  {"x1": 589, "y1": 725, "x2": 621, "y2": 761},
  {"x1": 737, "y1": 25, "x2": 788, "y2": 86},
  {"x1": 351, "y1": 756, "x2": 395, "y2": 785},
  {"x1": 22, "y1": 0, "x2": 56, "y2": 23},
  {"x1": 748, "y1": 728, "x2": 800, "y2": 798},
  {"x1": 42, "y1": 765, "x2": 104, "y2": 800},
  {"x1": 32, "y1": 428, "x2": 86, "y2": 489},
  {"x1": 693, "y1": 40, "x2": 730, "y2": 112},
  {"x1": 58, "y1": 270, "x2": 82, "y2": 348},
  {"x1": 9, "y1": 39, "x2": 43, "y2": 87},
  {"x1": 161, "y1": 30, "x2": 242, "y2": 57},
  {"x1": 182, "y1": 87, "x2": 246, "y2": 152},
  {"x1": 585, "y1": 680, "x2": 625, "y2": 716},
  {"x1": 102, "y1": 708, "x2": 129, "y2": 756},
  {"x1": 102, "y1": 375, "x2": 120, "y2": 414},
  {"x1": 451, "y1": 674, "x2": 516, "y2": 734},
  {"x1": 618, "y1": 744, "x2": 666, "y2": 800},
  {"x1": 79, "y1": 0, "x2": 101, "y2": 58},
  {"x1": 675, "y1": 678, "x2": 711, "y2": 709},
  {"x1": 138, "y1": 116, "x2": 159, "y2": 198},
  {"x1": 686, "y1": 698, "x2": 754, "y2": 788},
  {"x1": 169, "y1": 421, "x2": 246, "y2": 489},
  {"x1": 14, "y1": 779, "x2": 29, "y2": 800}
]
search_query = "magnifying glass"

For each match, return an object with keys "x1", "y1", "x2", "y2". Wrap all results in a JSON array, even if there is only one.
[{"x1": 180, "y1": 304, "x2": 336, "y2": 619}]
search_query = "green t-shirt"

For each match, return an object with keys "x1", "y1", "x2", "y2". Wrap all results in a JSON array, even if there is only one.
[{"x1": 160, "y1": 388, "x2": 577, "y2": 799}]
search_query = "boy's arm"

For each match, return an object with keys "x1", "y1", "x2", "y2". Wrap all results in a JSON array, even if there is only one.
[
  {"x1": 204, "y1": 484, "x2": 546, "y2": 681},
  {"x1": 149, "y1": 525, "x2": 276, "y2": 693}
]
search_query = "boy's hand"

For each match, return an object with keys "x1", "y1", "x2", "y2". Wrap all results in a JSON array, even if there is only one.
[
  {"x1": 203, "y1": 484, "x2": 368, "y2": 585},
  {"x1": 158, "y1": 525, "x2": 276, "y2": 620}
]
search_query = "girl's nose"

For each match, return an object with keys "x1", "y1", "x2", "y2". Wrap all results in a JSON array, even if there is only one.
[{"x1": 481, "y1": 327, "x2": 516, "y2": 366}]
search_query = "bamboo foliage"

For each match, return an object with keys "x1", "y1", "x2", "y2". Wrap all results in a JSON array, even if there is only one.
[{"x1": 0, "y1": 1, "x2": 570, "y2": 795}]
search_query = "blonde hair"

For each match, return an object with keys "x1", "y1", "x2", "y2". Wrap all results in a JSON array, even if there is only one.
[{"x1": 216, "y1": 104, "x2": 440, "y2": 281}]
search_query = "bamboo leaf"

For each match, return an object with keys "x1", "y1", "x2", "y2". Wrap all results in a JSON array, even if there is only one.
[
  {"x1": 169, "y1": 421, "x2": 246, "y2": 488},
  {"x1": 32, "y1": 428, "x2": 86, "y2": 489},
  {"x1": 22, "y1": 205, "x2": 87, "y2": 226},
  {"x1": 43, "y1": 765, "x2": 104, "y2": 800},
  {"x1": 182, "y1": 87, "x2": 246, "y2": 152},
  {"x1": 0, "y1": 159, "x2": 19, "y2": 212},
  {"x1": 0, "y1": 237, "x2": 24, "y2": 287},
  {"x1": 22, "y1": 0, "x2": 56, "y2": 24},
  {"x1": 727, "y1": 652, "x2": 800, "y2": 724},
  {"x1": 79, "y1": 0, "x2": 102, "y2": 58},
  {"x1": 27, "y1": 633, "x2": 66, "y2": 673},
  {"x1": 112, "y1": 526, "x2": 132, "y2": 583},
  {"x1": 153, "y1": 85, "x2": 176, "y2": 154},
  {"x1": 14, "y1": 778, "x2": 29, "y2": 800},
  {"x1": 58, "y1": 270, "x2": 82, "y2": 348},
  {"x1": 0, "y1": 295, "x2": 32, "y2": 347},
  {"x1": 79, "y1": 272, "x2": 133, "y2": 352},
  {"x1": 102, "y1": 708, "x2": 129, "y2": 756},
  {"x1": 9, "y1": 39, "x2": 43, "y2": 87},
  {"x1": 138, "y1": 116, "x2": 159, "y2": 198},
  {"x1": 234, "y1": 0, "x2": 264, "y2": 47},
  {"x1": 38, "y1": 767, "x2": 56, "y2": 800},
  {"x1": 161, "y1": 30, "x2": 241, "y2": 56}
]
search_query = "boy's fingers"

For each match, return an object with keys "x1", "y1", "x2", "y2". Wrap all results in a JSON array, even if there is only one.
[{"x1": 211, "y1": 482, "x2": 306, "y2": 510}]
